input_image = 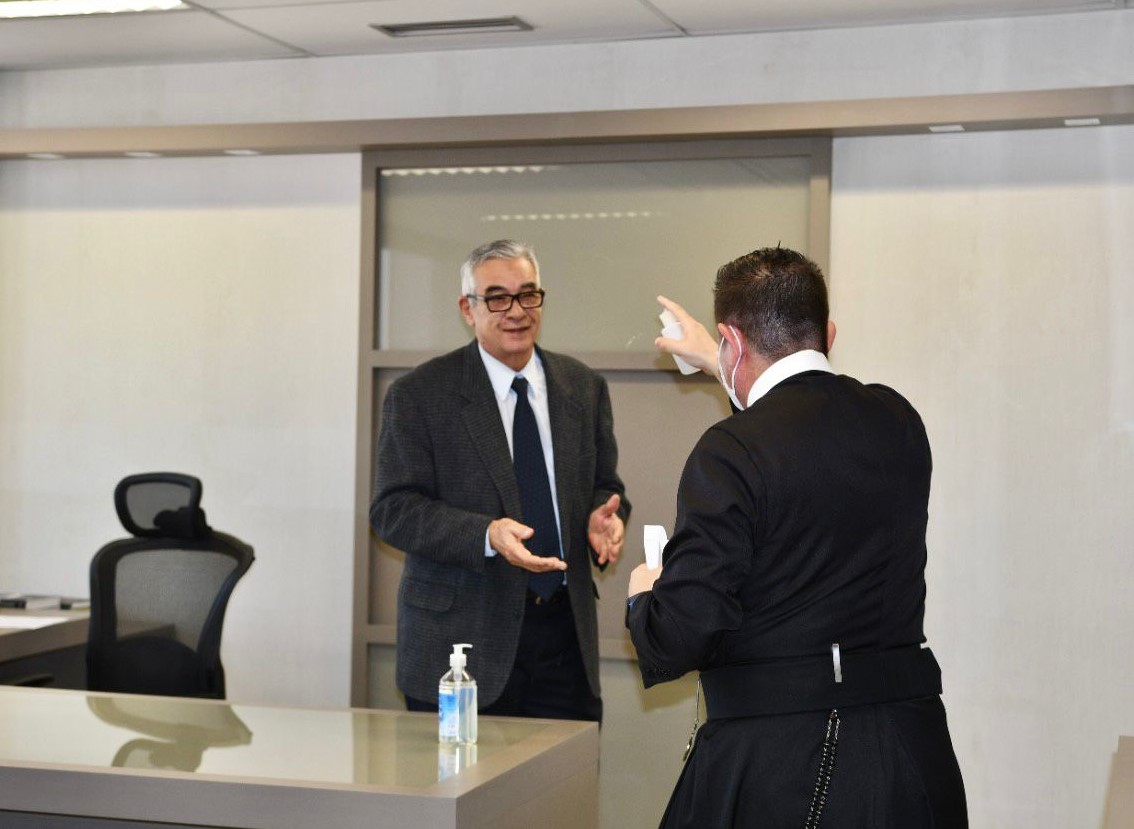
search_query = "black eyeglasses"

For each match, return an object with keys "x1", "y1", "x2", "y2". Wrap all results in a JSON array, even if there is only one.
[{"x1": 466, "y1": 289, "x2": 545, "y2": 313}]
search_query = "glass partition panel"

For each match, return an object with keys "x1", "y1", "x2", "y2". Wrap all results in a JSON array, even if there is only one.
[{"x1": 377, "y1": 156, "x2": 811, "y2": 352}]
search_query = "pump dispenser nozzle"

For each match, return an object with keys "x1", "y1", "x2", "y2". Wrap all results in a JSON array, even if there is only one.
[{"x1": 450, "y1": 643, "x2": 472, "y2": 671}]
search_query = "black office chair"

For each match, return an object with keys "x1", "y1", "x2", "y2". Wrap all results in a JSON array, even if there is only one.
[{"x1": 87, "y1": 473, "x2": 254, "y2": 699}]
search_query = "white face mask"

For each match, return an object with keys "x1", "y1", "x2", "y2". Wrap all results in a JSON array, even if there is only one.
[{"x1": 716, "y1": 326, "x2": 745, "y2": 411}]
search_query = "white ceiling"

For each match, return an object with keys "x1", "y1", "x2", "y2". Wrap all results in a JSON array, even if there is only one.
[{"x1": 0, "y1": 0, "x2": 1130, "y2": 71}]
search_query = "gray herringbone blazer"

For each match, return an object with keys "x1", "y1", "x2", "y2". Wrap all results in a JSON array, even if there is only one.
[{"x1": 370, "y1": 341, "x2": 629, "y2": 706}]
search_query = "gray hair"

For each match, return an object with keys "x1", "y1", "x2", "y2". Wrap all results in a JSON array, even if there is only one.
[{"x1": 459, "y1": 239, "x2": 541, "y2": 296}]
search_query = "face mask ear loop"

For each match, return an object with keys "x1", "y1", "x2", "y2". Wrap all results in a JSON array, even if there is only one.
[
  {"x1": 716, "y1": 337, "x2": 726, "y2": 386},
  {"x1": 728, "y1": 325, "x2": 743, "y2": 395},
  {"x1": 717, "y1": 326, "x2": 746, "y2": 411}
]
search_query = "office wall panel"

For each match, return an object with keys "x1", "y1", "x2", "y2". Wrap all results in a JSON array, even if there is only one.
[
  {"x1": 0, "y1": 153, "x2": 361, "y2": 708},
  {"x1": 830, "y1": 124, "x2": 1134, "y2": 829}
]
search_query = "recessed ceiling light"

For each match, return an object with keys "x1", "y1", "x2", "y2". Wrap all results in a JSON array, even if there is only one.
[
  {"x1": 223, "y1": 149, "x2": 261, "y2": 156},
  {"x1": 928, "y1": 124, "x2": 965, "y2": 133},
  {"x1": 124, "y1": 151, "x2": 161, "y2": 158},
  {"x1": 27, "y1": 152, "x2": 64, "y2": 160},
  {"x1": 1064, "y1": 117, "x2": 1101, "y2": 127},
  {"x1": 372, "y1": 16, "x2": 532, "y2": 38},
  {"x1": 479, "y1": 210, "x2": 655, "y2": 223},
  {"x1": 381, "y1": 165, "x2": 549, "y2": 177},
  {"x1": 0, "y1": 0, "x2": 186, "y2": 19}
]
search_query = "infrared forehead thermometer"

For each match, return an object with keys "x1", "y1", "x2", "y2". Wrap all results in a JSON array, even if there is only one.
[
  {"x1": 643, "y1": 525, "x2": 668, "y2": 569},
  {"x1": 659, "y1": 309, "x2": 699, "y2": 375}
]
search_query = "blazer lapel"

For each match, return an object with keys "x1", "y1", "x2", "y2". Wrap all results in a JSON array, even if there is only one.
[{"x1": 460, "y1": 342, "x2": 523, "y2": 519}]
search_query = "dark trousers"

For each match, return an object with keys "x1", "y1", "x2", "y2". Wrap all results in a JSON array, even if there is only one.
[{"x1": 407, "y1": 591, "x2": 602, "y2": 723}]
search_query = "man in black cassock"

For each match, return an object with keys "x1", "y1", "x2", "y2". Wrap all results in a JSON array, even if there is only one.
[{"x1": 627, "y1": 247, "x2": 967, "y2": 828}]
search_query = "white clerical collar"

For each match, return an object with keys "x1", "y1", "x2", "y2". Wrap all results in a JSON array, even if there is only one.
[
  {"x1": 478, "y1": 344, "x2": 544, "y2": 403},
  {"x1": 747, "y1": 349, "x2": 834, "y2": 406}
]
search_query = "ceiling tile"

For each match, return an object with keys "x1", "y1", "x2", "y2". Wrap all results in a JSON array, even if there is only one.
[
  {"x1": 218, "y1": 0, "x2": 678, "y2": 56},
  {"x1": 0, "y1": 10, "x2": 301, "y2": 71},
  {"x1": 649, "y1": 0, "x2": 1118, "y2": 34},
  {"x1": 0, "y1": 0, "x2": 1125, "y2": 71}
]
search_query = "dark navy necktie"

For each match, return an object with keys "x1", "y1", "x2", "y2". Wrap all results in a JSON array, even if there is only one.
[{"x1": 511, "y1": 375, "x2": 563, "y2": 600}]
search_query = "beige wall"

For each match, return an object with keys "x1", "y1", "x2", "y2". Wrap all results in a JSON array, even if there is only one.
[
  {"x1": 830, "y1": 125, "x2": 1134, "y2": 828},
  {"x1": 0, "y1": 153, "x2": 361, "y2": 707}
]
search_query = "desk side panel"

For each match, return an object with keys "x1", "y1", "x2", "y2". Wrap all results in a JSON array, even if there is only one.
[{"x1": 0, "y1": 766, "x2": 454, "y2": 829}]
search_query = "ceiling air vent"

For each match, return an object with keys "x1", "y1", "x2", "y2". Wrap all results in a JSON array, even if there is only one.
[{"x1": 371, "y1": 16, "x2": 533, "y2": 38}]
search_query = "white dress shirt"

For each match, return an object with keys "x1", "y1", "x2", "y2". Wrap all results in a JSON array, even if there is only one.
[{"x1": 478, "y1": 345, "x2": 564, "y2": 559}]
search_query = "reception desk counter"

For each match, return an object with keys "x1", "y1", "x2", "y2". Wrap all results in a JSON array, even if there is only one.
[{"x1": 0, "y1": 687, "x2": 598, "y2": 829}]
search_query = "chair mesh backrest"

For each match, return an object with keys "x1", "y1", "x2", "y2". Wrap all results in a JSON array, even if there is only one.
[{"x1": 114, "y1": 548, "x2": 239, "y2": 649}]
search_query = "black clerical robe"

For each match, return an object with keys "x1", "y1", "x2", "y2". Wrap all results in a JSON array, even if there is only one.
[{"x1": 628, "y1": 370, "x2": 967, "y2": 828}]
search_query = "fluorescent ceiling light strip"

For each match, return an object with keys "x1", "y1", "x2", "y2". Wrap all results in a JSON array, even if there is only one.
[
  {"x1": 381, "y1": 166, "x2": 548, "y2": 176},
  {"x1": 0, "y1": 0, "x2": 185, "y2": 19},
  {"x1": 1064, "y1": 118, "x2": 1101, "y2": 127},
  {"x1": 928, "y1": 124, "x2": 965, "y2": 133},
  {"x1": 482, "y1": 211, "x2": 656, "y2": 222},
  {"x1": 372, "y1": 16, "x2": 531, "y2": 38}
]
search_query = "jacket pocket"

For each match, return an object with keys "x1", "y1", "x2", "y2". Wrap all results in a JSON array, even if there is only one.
[{"x1": 400, "y1": 577, "x2": 456, "y2": 612}]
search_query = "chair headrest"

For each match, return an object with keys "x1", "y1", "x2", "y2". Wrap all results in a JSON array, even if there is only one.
[{"x1": 114, "y1": 473, "x2": 212, "y2": 540}]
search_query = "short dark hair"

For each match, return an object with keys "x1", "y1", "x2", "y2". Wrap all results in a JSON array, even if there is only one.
[{"x1": 713, "y1": 246, "x2": 829, "y2": 359}]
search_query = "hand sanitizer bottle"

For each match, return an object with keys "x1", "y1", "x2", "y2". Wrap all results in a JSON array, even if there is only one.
[{"x1": 438, "y1": 643, "x2": 477, "y2": 745}]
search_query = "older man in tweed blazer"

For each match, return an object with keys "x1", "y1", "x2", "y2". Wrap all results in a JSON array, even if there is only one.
[{"x1": 370, "y1": 240, "x2": 629, "y2": 722}]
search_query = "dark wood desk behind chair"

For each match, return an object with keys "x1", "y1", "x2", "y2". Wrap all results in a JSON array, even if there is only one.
[
  {"x1": 0, "y1": 610, "x2": 90, "y2": 688},
  {"x1": 0, "y1": 612, "x2": 174, "y2": 689}
]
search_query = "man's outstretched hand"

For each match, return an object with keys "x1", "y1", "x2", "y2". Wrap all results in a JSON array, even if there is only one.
[
  {"x1": 488, "y1": 518, "x2": 569, "y2": 573},
  {"x1": 588, "y1": 493, "x2": 625, "y2": 566}
]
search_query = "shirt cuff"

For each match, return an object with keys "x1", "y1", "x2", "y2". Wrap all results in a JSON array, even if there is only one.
[
  {"x1": 625, "y1": 592, "x2": 647, "y2": 628},
  {"x1": 484, "y1": 528, "x2": 496, "y2": 557}
]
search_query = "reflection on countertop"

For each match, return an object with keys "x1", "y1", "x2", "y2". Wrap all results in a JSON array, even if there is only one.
[
  {"x1": 88, "y1": 695, "x2": 252, "y2": 772},
  {"x1": 0, "y1": 686, "x2": 554, "y2": 790}
]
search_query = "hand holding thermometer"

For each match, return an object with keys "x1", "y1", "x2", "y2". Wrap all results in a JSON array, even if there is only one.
[{"x1": 659, "y1": 310, "x2": 700, "y2": 375}]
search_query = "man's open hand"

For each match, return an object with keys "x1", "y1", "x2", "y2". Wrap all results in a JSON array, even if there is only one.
[
  {"x1": 588, "y1": 493, "x2": 625, "y2": 566},
  {"x1": 488, "y1": 518, "x2": 568, "y2": 573}
]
